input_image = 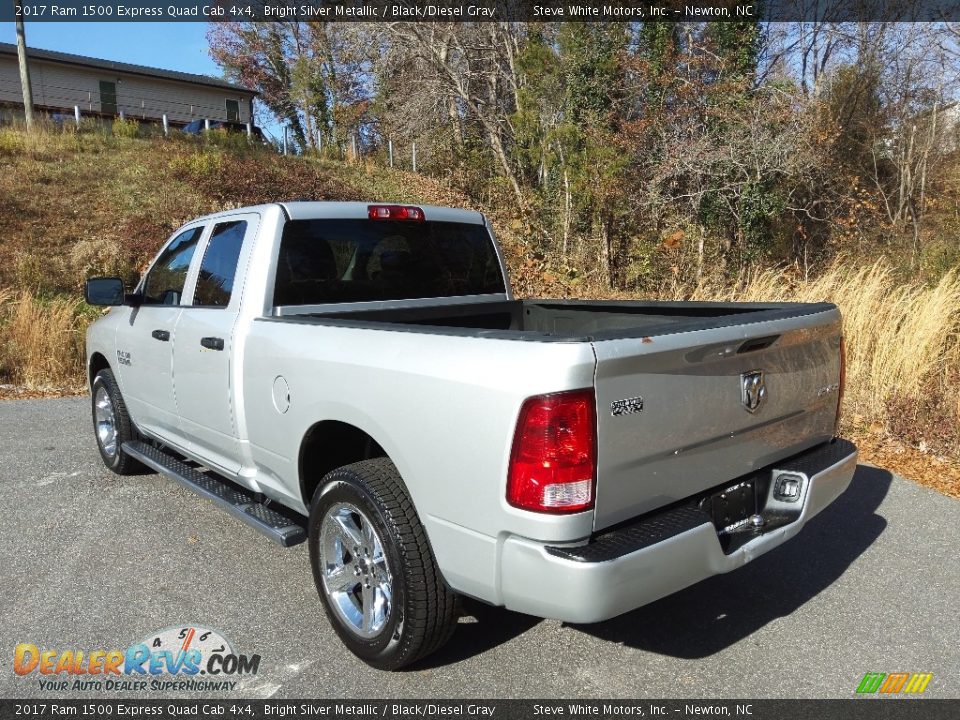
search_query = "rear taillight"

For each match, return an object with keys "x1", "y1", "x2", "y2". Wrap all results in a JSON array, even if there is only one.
[
  {"x1": 367, "y1": 204, "x2": 425, "y2": 222},
  {"x1": 507, "y1": 389, "x2": 597, "y2": 514},
  {"x1": 835, "y1": 337, "x2": 846, "y2": 436}
]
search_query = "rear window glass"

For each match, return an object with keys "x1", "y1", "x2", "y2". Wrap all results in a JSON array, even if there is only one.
[{"x1": 273, "y1": 219, "x2": 505, "y2": 306}]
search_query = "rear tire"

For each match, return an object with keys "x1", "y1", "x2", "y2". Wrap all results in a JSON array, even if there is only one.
[
  {"x1": 308, "y1": 458, "x2": 458, "y2": 670},
  {"x1": 91, "y1": 368, "x2": 145, "y2": 475}
]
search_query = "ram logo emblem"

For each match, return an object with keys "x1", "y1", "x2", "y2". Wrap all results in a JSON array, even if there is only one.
[{"x1": 740, "y1": 370, "x2": 767, "y2": 413}]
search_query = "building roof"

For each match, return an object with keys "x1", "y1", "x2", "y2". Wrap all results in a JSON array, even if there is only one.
[{"x1": 0, "y1": 42, "x2": 255, "y2": 95}]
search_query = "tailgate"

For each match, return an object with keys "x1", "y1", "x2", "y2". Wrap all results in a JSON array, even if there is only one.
[{"x1": 591, "y1": 308, "x2": 842, "y2": 531}]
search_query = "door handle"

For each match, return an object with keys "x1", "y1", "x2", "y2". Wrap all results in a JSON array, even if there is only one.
[
  {"x1": 151, "y1": 329, "x2": 170, "y2": 342},
  {"x1": 200, "y1": 337, "x2": 225, "y2": 351}
]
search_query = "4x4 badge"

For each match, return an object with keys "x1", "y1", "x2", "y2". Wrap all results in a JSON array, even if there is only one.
[
  {"x1": 741, "y1": 370, "x2": 766, "y2": 413},
  {"x1": 611, "y1": 396, "x2": 644, "y2": 417}
]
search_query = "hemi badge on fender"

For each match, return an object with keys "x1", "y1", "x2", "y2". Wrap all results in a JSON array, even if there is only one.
[{"x1": 611, "y1": 396, "x2": 644, "y2": 417}]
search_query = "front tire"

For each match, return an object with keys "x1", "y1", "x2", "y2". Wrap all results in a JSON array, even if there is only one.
[
  {"x1": 308, "y1": 458, "x2": 458, "y2": 670},
  {"x1": 91, "y1": 368, "x2": 145, "y2": 475}
]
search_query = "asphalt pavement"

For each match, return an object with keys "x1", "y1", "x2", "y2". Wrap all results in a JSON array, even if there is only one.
[{"x1": 0, "y1": 397, "x2": 957, "y2": 699}]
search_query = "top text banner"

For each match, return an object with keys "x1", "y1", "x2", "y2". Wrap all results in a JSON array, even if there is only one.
[{"x1": 4, "y1": 0, "x2": 960, "y2": 22}]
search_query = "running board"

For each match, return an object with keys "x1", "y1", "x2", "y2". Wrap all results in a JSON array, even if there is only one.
[{"x1": 122, "y1": 441, "x2": 306, "y2": 547}]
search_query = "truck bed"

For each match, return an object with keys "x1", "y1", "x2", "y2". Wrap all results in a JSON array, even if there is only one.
[
  {"x1": 267, "y1": 296, "x2": 842, "y2": 532},
  {"x1": 271, "y1": 298, "x2": 835, "y2": 342}
]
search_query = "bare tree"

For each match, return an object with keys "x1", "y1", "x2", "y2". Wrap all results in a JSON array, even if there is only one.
[{"x1": 378, "y1": 23, "x2": 526, "y2": 200}]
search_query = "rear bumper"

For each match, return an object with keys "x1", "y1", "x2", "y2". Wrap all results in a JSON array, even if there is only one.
[{"x1": 498, "y1": 439, "x2": 858, "y2": 623}]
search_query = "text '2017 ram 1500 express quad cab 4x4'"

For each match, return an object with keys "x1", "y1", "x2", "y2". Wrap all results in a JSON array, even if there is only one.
[{"x1": 85, "y1": 202, "x2": 857, "y2": 669}]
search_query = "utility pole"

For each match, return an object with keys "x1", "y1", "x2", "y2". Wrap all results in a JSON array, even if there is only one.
[{"x1": 14, "y1": 0, "x2": 36, "y2": 131}]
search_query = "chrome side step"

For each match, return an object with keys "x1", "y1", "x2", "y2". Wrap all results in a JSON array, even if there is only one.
[{"x1": 122, "y1": 441, "x2": 306, "y2": 547}]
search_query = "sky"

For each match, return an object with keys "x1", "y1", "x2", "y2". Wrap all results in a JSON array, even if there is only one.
[{"x1": 0, "y1": 22, "x2": 218, "y2": 77}]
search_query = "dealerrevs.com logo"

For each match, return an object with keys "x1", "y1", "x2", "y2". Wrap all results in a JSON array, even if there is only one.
[{"x1": 13, "y1": 626, "x2": 260, "y2": 692}]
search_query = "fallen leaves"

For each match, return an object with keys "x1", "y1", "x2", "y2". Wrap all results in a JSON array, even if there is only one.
[{"x1": 851, "y1": 427, "x2": 960, "y2": 499}]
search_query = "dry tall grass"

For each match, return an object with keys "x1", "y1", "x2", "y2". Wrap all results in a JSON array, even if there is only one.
[
  {"x1": 1, "y1": 258, "x2": 957, "y2": 454},
  {"x1": 679, "y1": 260, "x2": 960, "y2": 452},
  {"x1": 0, "y1": 290, "x2": 88, "y2": 391}
]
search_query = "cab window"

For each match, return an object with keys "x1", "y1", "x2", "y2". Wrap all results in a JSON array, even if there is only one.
[
  {"x1": 192, "y1": 220, "x2": 247, "y2": 308},
  {"x1": 142, "y1": 227, "x2": 203, "y2": 305}
]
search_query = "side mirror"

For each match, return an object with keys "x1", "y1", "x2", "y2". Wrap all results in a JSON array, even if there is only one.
[{"x1": 85, "y1": 277, "x2": 125, "y2": 306}]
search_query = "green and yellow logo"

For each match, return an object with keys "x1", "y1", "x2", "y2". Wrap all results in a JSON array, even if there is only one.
[{"x1": 856, "y1": 672, "x2": 932, "y2": 695}]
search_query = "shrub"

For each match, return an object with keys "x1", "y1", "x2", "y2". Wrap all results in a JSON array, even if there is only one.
[
  {"x1": 168, "y1": 149, "x2": 224, "y2": 181},
  {"x1": 0, "y1": 128, "x2": 25, "y2": 157},
  {"x1": 112, "y1": 117, "x2": 140, "y2": 139},
  {"x1": 203, "y1": 127, "x2": 257, "y2": 153},
  {"x1": 69, "y1": 237, "x2": 123, "y2": 286}
]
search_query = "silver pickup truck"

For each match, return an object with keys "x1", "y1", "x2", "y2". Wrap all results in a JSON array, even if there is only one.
[{"x1": 85, "y1": 202, "x2": 857, "y2": 669}]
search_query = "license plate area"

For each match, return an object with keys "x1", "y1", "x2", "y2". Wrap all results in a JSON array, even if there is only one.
[
  {"x1": 696, "y1": 468, "x2": 810, "y2": 554},
  {"x1": 703, "y1": 480, "x2": 757, "y2": 532},
  {"x1": 699, "y1": 479, "x2": 759, "y2": 552}
]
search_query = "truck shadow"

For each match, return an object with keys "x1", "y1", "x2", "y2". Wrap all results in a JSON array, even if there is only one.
[
  {"x1": 413, "y1": 463, "x2": 890, "y2": 668},
  {"x1": 409, "y1": 598, "x2": 543, "y2": 670},
  {"x1": 570, "y1": 463, "x2": 892, "y2": 658}
]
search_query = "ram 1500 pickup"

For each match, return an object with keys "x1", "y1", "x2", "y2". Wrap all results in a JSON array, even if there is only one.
[{"x1": 85, "y1": 202, "x2": 857, "y2": 669}]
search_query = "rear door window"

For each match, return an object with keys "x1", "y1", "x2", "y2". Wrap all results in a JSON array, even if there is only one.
[
  {"x1": 273, "y1": 219, "x2": 505, "y2": 306},
  {"x1": 142, "y1": 227, "x2": 203, "y2": 305},
  {"x1": 192, "y1": 220, "x2": 247, "y2": 307}
]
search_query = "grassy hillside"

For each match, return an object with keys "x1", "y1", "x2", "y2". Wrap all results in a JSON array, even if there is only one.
[
  {"x1": 0, "y1": 127, "x2": 483, "y2": 296},
  {"x1": 1, "y1": 126, "x2": 957, "y2": 496}
]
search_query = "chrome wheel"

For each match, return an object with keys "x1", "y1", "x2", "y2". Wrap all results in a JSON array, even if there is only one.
[
  {"x1": 320, "y1": 502, "x2": 393, "y2": 639},
  {"x1": 94, "y1": 386, "x2": 118, "y2": 458}
]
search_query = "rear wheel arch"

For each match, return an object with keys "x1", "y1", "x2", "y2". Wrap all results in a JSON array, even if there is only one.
[
  {"x1": 298, "y1": 420, "x2": 453, "y2": 594},
  {"x1": 298, "y1": 420, "x2": 390, "y2": 508}
]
